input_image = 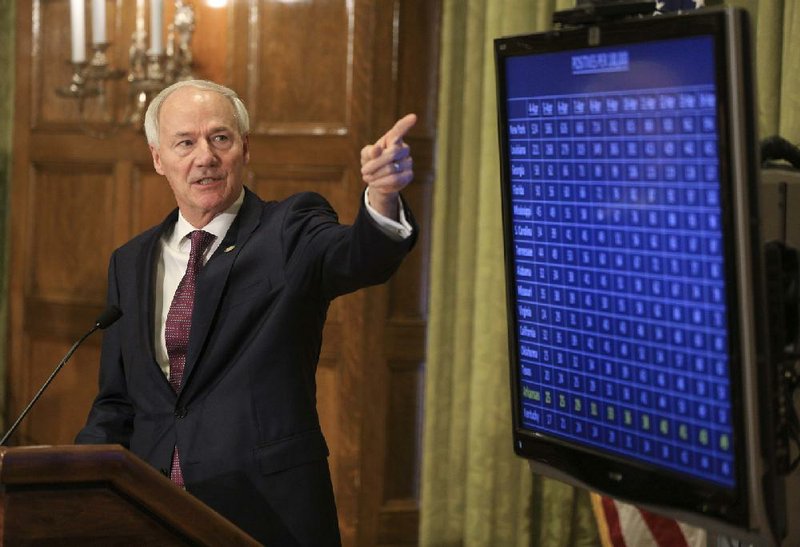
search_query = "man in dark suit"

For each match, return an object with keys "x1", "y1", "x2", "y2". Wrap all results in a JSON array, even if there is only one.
[{"x1": 76, "y1": 79, "x2": 417, "y2": 545}]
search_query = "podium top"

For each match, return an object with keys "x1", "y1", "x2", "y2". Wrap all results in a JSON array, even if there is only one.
[{"x1": 0, "y1": 444, "x2": 261, "y2": 546}]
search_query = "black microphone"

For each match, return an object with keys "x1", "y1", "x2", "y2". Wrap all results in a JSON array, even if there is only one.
[
  {"x1": 95, "y1": 305, "x2": 123, "y2": 329},
  {"x1": 0, "y1": 305, "x2": 122, "y2": 446}
]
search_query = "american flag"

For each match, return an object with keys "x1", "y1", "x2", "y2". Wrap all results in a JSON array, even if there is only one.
[
  {"x1": 591, "y1": 493, "x2": 706, "y2": 546},
  {"x1": 654, "y1": 0, "x2": 705, "y2": 14}
]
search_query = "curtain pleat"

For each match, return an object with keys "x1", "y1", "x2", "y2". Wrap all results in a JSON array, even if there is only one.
[
  {"x1": 778, "y1": 1, "x2": 800, "y2": 141},
  {"x1": 421, "y1": 2, "x2": 596, "y2": 546}
]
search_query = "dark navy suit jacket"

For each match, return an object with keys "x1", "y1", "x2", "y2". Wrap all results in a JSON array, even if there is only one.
[{"x1": 76, "y1": 187, "x2": 417, "y2": 545}]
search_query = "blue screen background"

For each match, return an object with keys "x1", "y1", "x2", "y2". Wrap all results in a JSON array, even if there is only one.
[{"x1": 504, "y1": 35, "x2": 735, "y2": 488}]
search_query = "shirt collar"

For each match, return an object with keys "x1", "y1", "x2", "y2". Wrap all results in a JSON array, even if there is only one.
[{"x1": 169, "y1": 188, "x2": 245, "y2": 249}]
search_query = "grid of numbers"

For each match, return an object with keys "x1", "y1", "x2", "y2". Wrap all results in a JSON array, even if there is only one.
[{"x1": 507, "y1": 85, "x2": 735, "y2": 487}]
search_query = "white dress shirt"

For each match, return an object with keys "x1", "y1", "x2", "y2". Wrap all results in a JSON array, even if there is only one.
[{"x1": 154, "y1": 188, "x2": 413, "y2": 376}]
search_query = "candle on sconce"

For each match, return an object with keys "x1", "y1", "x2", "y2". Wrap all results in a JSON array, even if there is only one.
[
  {"x1": 149, "y1": 0, "x2": 164, "y2": 55},
  {"x1": 135, "y1": 0, "x2": 145, "y2": 35},
  {"x1": 69, "y1": 0, "x2": 86, "y2": 63},
  {"x1": 91, "y1": 0, "x2": 106, "y2": 44}
]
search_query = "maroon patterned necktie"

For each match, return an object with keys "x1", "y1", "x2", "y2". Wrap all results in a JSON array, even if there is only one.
[{"x1": 166, "y1": 229, "x2": 215, "y2": 487}]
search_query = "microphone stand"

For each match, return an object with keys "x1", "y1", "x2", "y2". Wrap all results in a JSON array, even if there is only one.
[{"x1": 0, "y1": 306, "x2": 122, "y2": 446}]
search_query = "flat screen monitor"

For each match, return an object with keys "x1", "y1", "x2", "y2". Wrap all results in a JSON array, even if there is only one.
[{"x1": 495, "y1": 7, "x2": 797, "y2": 545}]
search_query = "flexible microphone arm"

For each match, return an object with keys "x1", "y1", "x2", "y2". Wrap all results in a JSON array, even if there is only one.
[{"x1": 0, "y1": 305, "x2": 123, "y2": 446}]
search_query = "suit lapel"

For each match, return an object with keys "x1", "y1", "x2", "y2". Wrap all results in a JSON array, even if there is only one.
[
  {"x1": 181, "y1": 189, "x2": 263, "y2": 392},
  {"x1": 138, "y1": 209, "x2": 179, "y2": 390}
]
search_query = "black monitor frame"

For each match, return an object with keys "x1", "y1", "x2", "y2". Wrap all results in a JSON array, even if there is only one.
[{"x1": 495, "y1": 7, "x2": 789, "y2": 544}]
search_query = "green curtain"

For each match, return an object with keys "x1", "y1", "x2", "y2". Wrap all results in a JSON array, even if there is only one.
[
  {"x1": 669, "y1": 0, "x2": 800, "y2": 140},
  {"x1": 420, "y1": 1, "x2": 597, "y2": 545},
  {"x1": 421, "y1": 1, "x2": 800, "y2": 546},
  {"x1": 778, "y1": 1, "x2": 800, "y2": 141},
  {"x1": 726, "y1": 0, "x2": 800, "y2": 142},
  {"x1": 0, "y1": 0, "x2": 14, "y2": 429}
]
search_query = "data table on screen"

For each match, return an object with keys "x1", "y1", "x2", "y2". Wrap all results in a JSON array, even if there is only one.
[{"x1": 506, "y1": 83, "x2": 735, "y2": 488}]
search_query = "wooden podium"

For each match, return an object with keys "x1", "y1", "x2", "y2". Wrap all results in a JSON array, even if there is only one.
[{"x1": 0, "y1": 444, "x2": 260, "y2": 545}]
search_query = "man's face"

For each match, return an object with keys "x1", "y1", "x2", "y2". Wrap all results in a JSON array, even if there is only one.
[{"x1": 150, "y1": 86, "x2": 250, "y2": 228}]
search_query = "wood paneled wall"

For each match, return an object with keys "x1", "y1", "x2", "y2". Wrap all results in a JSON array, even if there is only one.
[{"x1": 8, "y1": 1, "x2": 440, "y2": 545}]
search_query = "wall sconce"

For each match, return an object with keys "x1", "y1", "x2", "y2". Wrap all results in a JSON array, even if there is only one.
[{"x1": 57, "y1": 0, "x2": 195, "y2": 133}]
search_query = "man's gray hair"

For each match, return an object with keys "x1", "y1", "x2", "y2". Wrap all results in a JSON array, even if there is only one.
[{"x1": 144, "y1": 80, "x2": 250, "y2": 147}]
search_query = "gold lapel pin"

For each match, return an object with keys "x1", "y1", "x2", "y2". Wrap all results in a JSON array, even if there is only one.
[{"x1": 224, "y1": 245, "x2": 236, "y2": 253}]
